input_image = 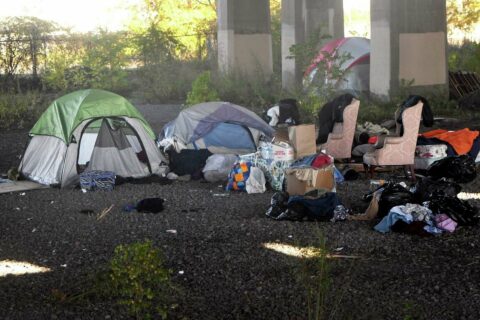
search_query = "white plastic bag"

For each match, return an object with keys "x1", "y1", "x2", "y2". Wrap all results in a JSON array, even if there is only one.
[
  {"x1": 246, "y1": 166, "x2": 266, "y2": 194},
  {"x1": 203, "y1": 154, "x2": 238, "y2": 182}
]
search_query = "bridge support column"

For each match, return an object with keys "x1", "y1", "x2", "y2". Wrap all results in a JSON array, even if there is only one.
[
  {"x1": 370, "y1": 0, "x2": 448, "y2": 99},
  {"x1": 217, "y1": 0, "x2": 273, "y2": 76}
]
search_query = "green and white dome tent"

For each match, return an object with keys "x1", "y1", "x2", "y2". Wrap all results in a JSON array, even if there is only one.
[{"x1": 19, "y1": 89, "x2": 168, "y2": 188}]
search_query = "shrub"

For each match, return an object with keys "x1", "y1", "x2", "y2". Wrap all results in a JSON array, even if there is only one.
[
  {"x1": 186, "y1": 70, "x2": 219, "y2": 105},
  {"x1": 131, "y1": 59, "x2": 209, "y2": 103},
  {"x1": 297, "y1": 230, "x2": 331, "y2": 320},
  {"x1": 0, "y1": 92, "x2": 49, "y2": 129},
  {"x1": 108, "y1": 241, "x2": 176, "y2": 319},
  {"x1": 212, "y1": 69, "x2": 282, "y2": 111}
]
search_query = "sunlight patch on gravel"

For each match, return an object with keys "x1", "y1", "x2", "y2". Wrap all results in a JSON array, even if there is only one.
[
  {"x1": 0, "y1": 260, "x2": 51, "y2": 277},
  {"x1": 262, "y1": 243, "x2": 360, "y2": 259},
  {"x1": 458, "y1": 192, "x2": 480, "y2": 200}
]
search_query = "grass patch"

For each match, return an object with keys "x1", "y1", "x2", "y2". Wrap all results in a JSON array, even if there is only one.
[{"x1": 0, "y1": 92, "x2": 50, "y2": 130}]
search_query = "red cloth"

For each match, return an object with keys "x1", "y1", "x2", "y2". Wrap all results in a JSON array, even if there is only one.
[
  {"x1": 311, "y1": 153, "x2": 332, "y2": 168},
  {"x1": 421, "y1": 128, "x2": 479, "y2": 155},
  {"x1": 368, "y1": 136, "x2": 378, "y2": 144}
]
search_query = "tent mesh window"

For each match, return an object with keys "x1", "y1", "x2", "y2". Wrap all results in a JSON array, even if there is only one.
[{"x1": 77, "y1": 118, "x2": 148, "y2": 174}]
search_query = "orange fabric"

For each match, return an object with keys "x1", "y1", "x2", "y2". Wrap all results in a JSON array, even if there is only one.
[
  {"x1": 421, "y1": 128, "x2": 479, "y2": 155},
  {"x1": 234, "y1": 173, "x2": 244, "y2": 181},
  {"x1": 422, "y1": 129, "x2": 448, "y2": 138}
]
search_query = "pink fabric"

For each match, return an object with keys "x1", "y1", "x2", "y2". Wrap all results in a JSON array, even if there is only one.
[
  {"x1": 322, "y1": 99, "x2": 360, "y2": 160},
  {"x1": 435, "y1": 214, "x2": 457, "y2": 233},
  {"x1": 363, "y1": 102, "x2": 423, "y2": 166}
]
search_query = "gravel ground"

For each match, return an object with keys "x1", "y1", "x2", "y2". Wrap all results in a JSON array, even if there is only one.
[{"x1": 1, "y1": 104, "x2": 480, "y2": 320}]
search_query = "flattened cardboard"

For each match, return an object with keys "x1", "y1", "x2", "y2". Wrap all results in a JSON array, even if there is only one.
[
  {"x1": 285, "y1": 165, "x2": 334, "y2": 196},
  {"x1": 288, "y1": 124, "x2": 317, "y2": 159}
]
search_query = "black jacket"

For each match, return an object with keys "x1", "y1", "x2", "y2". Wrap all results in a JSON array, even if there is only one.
[{"x1": 316, "y1": 93, "x2": 355, "y2": 144}]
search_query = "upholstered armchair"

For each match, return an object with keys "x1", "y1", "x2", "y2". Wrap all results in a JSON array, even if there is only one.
[
  {"x1": 321, "y1": 99, "x2": 360, "y2": 160},
  {"x1": 363, "y1": 101, "x2": 424, "y2": 181}
]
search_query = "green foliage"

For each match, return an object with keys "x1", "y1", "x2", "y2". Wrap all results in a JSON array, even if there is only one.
[
  {"x1": 108, "y1": 241, "x2": 175, "y2": 319},
  {"x1": 297, "y1": 231, "x2": 331, "y2": 320},
  {"x1": 0, "y1": 92, "x2": 48, "y2": 129},
  {"x1": 186, "y1": 71, "x2": 219, "y2": 105},
  {"x1": 449, "y1": 41, "x2": 480, "y2": 74},
  {"x1": 0, "y1": 16, "x2": 60, "y2": 91},
  {"x1": 80, "y1": 30, "x2": 130, "y2": 92},
  {"x1": 42, "y1": 30, "x2": 130, "y2": 93},
  {"x1": 132, "y1": 59, "x2": 209, "y2": 103},
  {"x1": 42, "y1": 41, "x2": 83, "y2": 92},
  {"x1": 447, "y1": 0, "x2": 480, "y2": 33},
  {"x1": 212, "y1": 69, "x2": 282, "y2": 111},
  {"x1": 287, "y1": 26, "x2": 354, "y2": 123},
  {"x1": 288, "y1": 28, "x2": 331, "y2": 75},
  {"x1": 128, "y1": 0, "x2": 215, "y2": 61}
]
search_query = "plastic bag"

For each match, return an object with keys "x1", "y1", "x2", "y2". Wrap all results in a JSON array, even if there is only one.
[
  {"x1": 429, "y1": 196, "x2": 479, "y2": 226},
  {"x1": 265, "y1": 192, "x2": 289, "y2": 219},
  {"x1": 246, "y1": 166, "x2": 266, "y2": 194},
  {"x1": 427, "y1": 155, "x2": 477, "y2": 183},
  {"x1": 413, "y1": 177, "x2": 461, "y2": 202},
  {"x1": 203, "y1": 154, "x2": 238, "y2": 183},
  {"x1": 377, "y1": 182, "x2": 414, "y2": 217}
]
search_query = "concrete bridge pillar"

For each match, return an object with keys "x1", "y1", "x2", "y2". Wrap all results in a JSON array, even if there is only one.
[
  {"x1": 370, "y1": 0, "x2": 448, "y2": 98},
  {"x1": 217, "y1": 0, "x2": 273, "y2": 75},
  {"x1": 281, "y1": 0, "x2": 344, "y2": 90}
]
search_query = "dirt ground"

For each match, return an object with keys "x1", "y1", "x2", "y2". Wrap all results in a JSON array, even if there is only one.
[{"x1": 1, "y1": 104, "x2": 480, "y2": 320}]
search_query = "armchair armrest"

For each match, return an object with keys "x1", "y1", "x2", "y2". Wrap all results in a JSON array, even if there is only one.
[
  {"x1": 328, "y1": 133, "x2": 344, "y2": 140},
  {"x1": 374, "y1": 134, "x2": 402, "y2": 149},
  {"x1": 384, "y1": 136, "x2": 404, "y2": 145}
]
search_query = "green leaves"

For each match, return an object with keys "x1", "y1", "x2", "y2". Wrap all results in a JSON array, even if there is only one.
[
  {"x1": 108, "y1": 240, "x2": 176, "y2": 319},
  {"x1": 186, "y1": 71, "x2": 219, "y2": 105}
]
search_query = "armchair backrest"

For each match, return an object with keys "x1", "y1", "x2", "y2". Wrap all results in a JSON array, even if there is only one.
[
  {"x1": 375, "y1": 101, "x2": 423, "y2": 165},
  {"x1": 339, "y1": 98, "x2": 360, "y2": 141},
  {"x1": 323, "y1": 98, "x2": 360, "y2": 159}
]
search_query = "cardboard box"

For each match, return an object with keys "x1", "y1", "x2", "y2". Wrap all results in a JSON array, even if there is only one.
[
  {"x1": 285, "y1": 165, "x2": 335, "y2": 196},
  {"x1": 273, "y1": 126, "x2": 289, "y2": 143},
  {"x1": 272, "y1": 141, "x2": 295, "y2": 161},
  {"x1": 288, "y1": 124, "x2": 317, "y2": 159}
]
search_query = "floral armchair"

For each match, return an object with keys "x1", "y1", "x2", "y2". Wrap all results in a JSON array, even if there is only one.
[
  {"x1": 363, "y1": 101, "x2": 424, "y2": 180},
  {"x1": 320, "y1": 99, "x2": 360, "y2": 160}
]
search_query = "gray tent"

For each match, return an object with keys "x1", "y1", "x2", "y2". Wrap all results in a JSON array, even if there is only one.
[
  {"x1": 20, "y1": 89, "x2": 168, "y2": 187},
  {"x1": 159, "y1": 101, "x2": 275, "y2": 154},
  {"x1": 87, "y1": 119, "x2": 152, "y2": 178}
]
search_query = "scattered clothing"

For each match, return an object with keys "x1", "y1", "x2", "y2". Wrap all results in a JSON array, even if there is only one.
[
  {"x1": 434, "y1": 214, "x2": 457, "y2": 233},
  {"x1": 124, "y1": 198, "x2": 165, "y2": 213},
  {"x1": 287, "y1": 192, "x2": 341, "y2": 221},
  {"x1": 331, "y1": 205, "x2": 350, "y2": 222},
  {"x1": 136, "y1": 198, "x2": 165, "y2": 213},
  {"x1": 266, "y1": 106, "x2": 280, "y2": 126},
  {"x1": 397, "y1": 95, "x2": 434, "y2": 129},
  {"x1": 168, "y1": 149, "x2": 212, "y2": 176},
  {"x1": 374, "y1": 206, "x2": 413, "y2": 233},
  {"x1": 421, "y1": 129, "x2": 479, "y2": 155}
]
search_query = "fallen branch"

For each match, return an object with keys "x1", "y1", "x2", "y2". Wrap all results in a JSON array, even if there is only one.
[{"x1": 97, "y1": 205, "x2": 114, "y2": 221}]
